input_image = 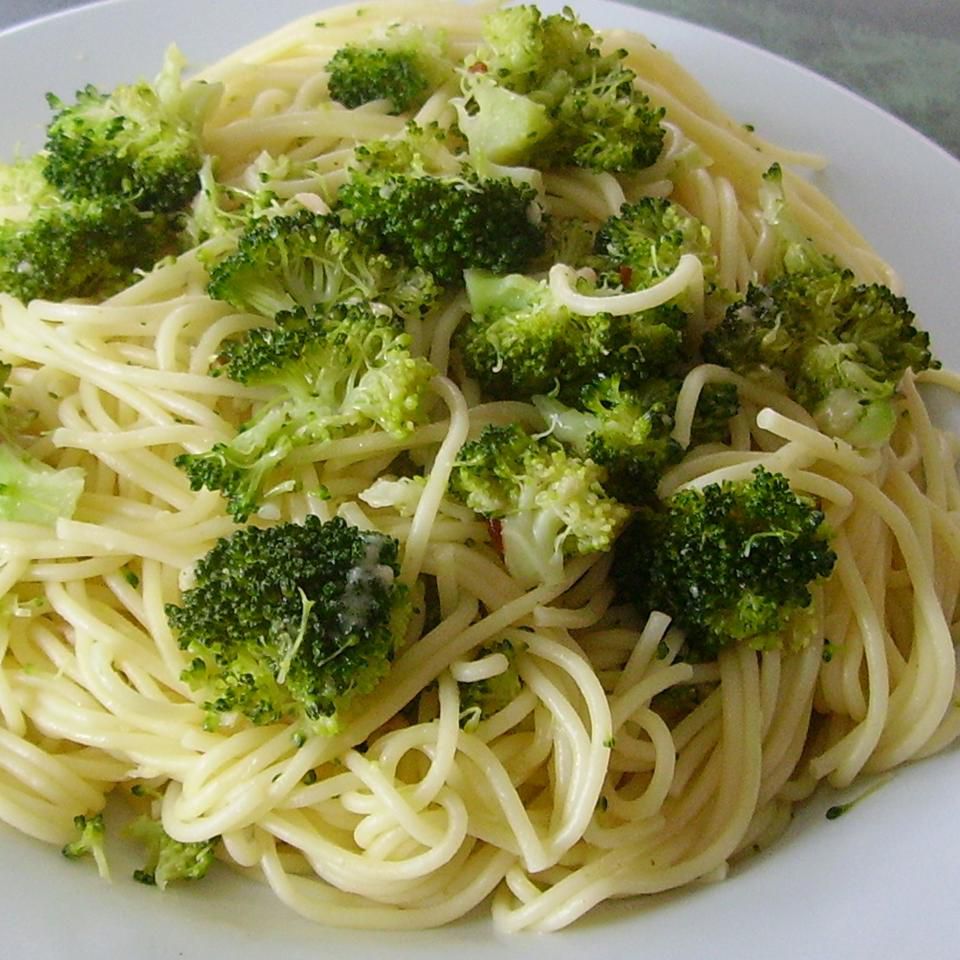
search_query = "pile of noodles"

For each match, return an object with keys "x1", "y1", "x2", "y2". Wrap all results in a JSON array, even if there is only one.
[{"x1": 0, "y1": 0, "x2": 958, "y2": 933}]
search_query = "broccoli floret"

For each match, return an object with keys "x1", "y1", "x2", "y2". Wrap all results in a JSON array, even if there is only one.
[
  {"x1": 0, "y1": 155, "x2": 59, "y2": 211},
  {"x1": 537, "y1": 216, "x2": 598, "y2": 271},
  {"x1": 125, "y1": 815, "x2": 219, "y2": 889},
  {"x1": 593, "y1": 197, "x2": 718, "y2": 304},
  {"x1": 186, "y1": 152, "x2": 330, "y2": 245},
  {"x1": 536, "y1": 378, "x2": 679, "y2": 504},
  {"x1": 458, "y1": 268, "x2": 685, "y2": 399},
  {"x1": 703, "y1": 269, "x2": 937, "y2": 447},
  {"x1": 455, "y1": 6, "x2": 664, "y2": 171},
  {"x1": 61, "y1": 813, "x2": 110, "y2": 880},
  {"x1": 0, "y1": 197, "x2": 179, "y2": 303},
  {"x1": 166, "y1": 515, "x2": 410, "y2": 732},
  {"x1": 176, "y1": 305, "x2": 436, "y2": 522},
  {"x1": 328, "y1": 48, "x2": 429, "y2": 114},
  {"x1": 688, "y1": 380, "x2": 740, "y2": 447},
  {"x1": 43, "y1": 47, "x2": 218, "y2": 212},
  {"x1": 614, "y1": 466, "x2": 836, "y2": 659},
  {"x1": 336, "y1": 134, "x2": 545, "y2": 285},
  {"x1": 459, "y1": 638, "x2": 523, "y2": 729},
  {"x1": 546, "y1": 67, "x2": 665, "y2": 172},
  {"x1": 206, "y1": 209, "x2": 439, "y2": 321},
  {"x1": 0, "y1": 155, "x2": 181, "y2": 303},
  {"x1": 0, "y1": 363, "x2": 85, "y2": 524},
  {"x1": 326, "y1": 25, "x2": 453, "y2": 114},
  {"x1": 535, "y1": 377, "x2": 737, "y2": 503},
  {"x1": 756, "y1": 163, "x2": 837, "y2": 280},
  {"x1": 449, "y1": 423, "x2": 628, "y2": 587},
  {"x1": 347, "y1": 124, "x2": 449, "y2": 176}
]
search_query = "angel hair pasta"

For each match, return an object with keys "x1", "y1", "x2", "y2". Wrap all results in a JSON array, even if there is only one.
[{"x1": 0, "y1": 0, "x2": 958, "y2": 934}]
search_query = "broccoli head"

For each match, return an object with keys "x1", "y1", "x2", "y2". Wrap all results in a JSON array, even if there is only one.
[
  {"x1": 336, "y1": 134, "x2": 545, "y2": 284},
  {"x1": 536, "y1": 378, "x2": 679, "y2": 504},
  {"x1": 755, "y1": 163, "x2": 837, "y2": 280},
  {"x1": 0, "y1": 196, "x2": 179, "y2": 304},
  {"x1": 0, "y1": 153, "x2": 182, "y2": 303},
  {"x1": 703, "y1": 269, "x2": 937, "y2": 447},
  {"x1": 458, "y1": 268, "x2": 686, "y2": 399},
  {"x1": 0, "y1": 154, "x2": 59, "y2": 211},
  {"x1": 455, "y1": 6, "x2": 664, "y2": 171},
  {"x1": 593, "y1": 197, "x2": 718, "y2": 304},
  {"x1": 43, "y1": 47, "x2": 218, "y2": 212},
  {"x1": 125, "y1": 815, "x2": 219, "y2": 889},
  {"x1": 449, "y1": 423, "x2": 629, "y2": 587},
  {"x1": 326, "y1": 24, "x2": 453, "y2": 114},
  {"x1": 166, "y1": 515, "x2": 410, "y2": 732},
  {"x1": 206, "y1": 208, "x2": 439, "y2": 321},
  {"x1": 177, "y1": 305, "x2": 436, "y2": 522},
  {"x1": 687, "y1": 380, "x2": 740, "y2": 447},
  {"x1": 535, "y1": 376, "x2": 737, "y2": 503},
  {"x1": 328, "y1": 48, "x2": 429, "y2": 114},
  {"x1": 61, "y1": 813, "x2": 109, "y2": 879},
  {"x1": 614, "y1": 466, "x2": 836, "y2": 659},
  {"x1": 536, "y1": 216, "x2": 598, "y2": 271}
]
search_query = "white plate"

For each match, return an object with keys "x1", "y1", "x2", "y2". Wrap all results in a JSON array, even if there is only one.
[{"x1": 2, "y1": 1, "x2": 959, "y2": 957}]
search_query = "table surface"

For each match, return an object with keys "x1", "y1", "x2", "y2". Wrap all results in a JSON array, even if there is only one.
[{"x1": 2, "y1": 0, "x2": 958, "y2": 159}]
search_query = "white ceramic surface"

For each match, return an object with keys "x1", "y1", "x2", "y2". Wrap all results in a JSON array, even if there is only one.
[{"x1": 1, "y1": 2, "x2": 959, "y2": 957}]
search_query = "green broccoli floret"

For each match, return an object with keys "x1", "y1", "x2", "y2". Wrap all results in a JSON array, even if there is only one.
[
  {"x1": 326, "y1": 24, "x2": 453, "y2": 114},
  {"x1": 702, "y1": 269, "x2": 937, "y2": 448},
  {"x1": 614, "y1": 466, "x2": 836, "y2": 659},
  {"x1": 166, "y1": 515, "x2": 410, "y2": 732},
  {"x1": 534, "y1": 377, "x2": 738, "y2": 503},
  {"x1": 455, "y1": 6, "x2": 664, "y2": 171},
  {"x1": 449, "y1": 423, "x2": 628, "y2": 587},
  {"x1": 328, "y1": 48, "x2": 429, "y2": 114},
  {"x1": 755, "y1": 163, "x2": 837, "y2": 280},
  {"x1": 0, "y1": 197, "x2": 179, "y2": 303},
  {"x1": 687, "y1": 380, "x2": 740, "y2": 447},
  {"x1": 459, "y1": 638, "x2": 523, "y2": 729},
  {"x1": 336, "y1": 133, "x2": 545, "y2": 285},
  {"x1": 61, "y1": 813, "x2": 110, "y2": 880},
  {"x1": 593, "y1": 197, "x2": 718, "y2": 303},
  {"x1": 43, "y1": 47, "x2": 218, "y2": 212},
  {"x1": 176, "y1": 305, "x2": 436, "y2": 522},
  {"x1": 537, "y1": 216, "x2": 598, "y2": 271},
  {"x1": 0, "y1": 363, "x2": 85, "y2": 524},
  {"x1": 535, "y1": 377, "x2": 737, "y2": 503},
  {"x1": 0, "y1": 156, "x2": 181, "y2": 303},
  {"x1": 0, "y1": 154, "x2": 59, "y2": 210},
  {"x1": 535, "y1": 378, "x2": 680, "y2": 503},
  {"x1": 346, "y1": 123, "x2": 449, "y2": 176},
  {"x1": 125, "y1": 815, "x2": 219, "y2": 889},
  {"x1": 206, "y1": 208, "x2": 439, "y2": 321},
  {"x1": 458, "y1": 268, "x2": 686, "y2": 399}
]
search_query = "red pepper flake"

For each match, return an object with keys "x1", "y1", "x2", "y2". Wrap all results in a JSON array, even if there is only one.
[
  {"x1": 468, "y1": 61, "x2": 489, "y2": 74},
  {"x1": 487, "y1": 518, "x2": 504, "y2": 555},
  {"x1": 618, "y1": 264, "x2": 633, "y2": 287}
]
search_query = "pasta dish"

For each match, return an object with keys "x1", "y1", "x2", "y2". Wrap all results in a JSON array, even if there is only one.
[{"x1": 0, "y1": 0, "x2": 957, "y2": 934}]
